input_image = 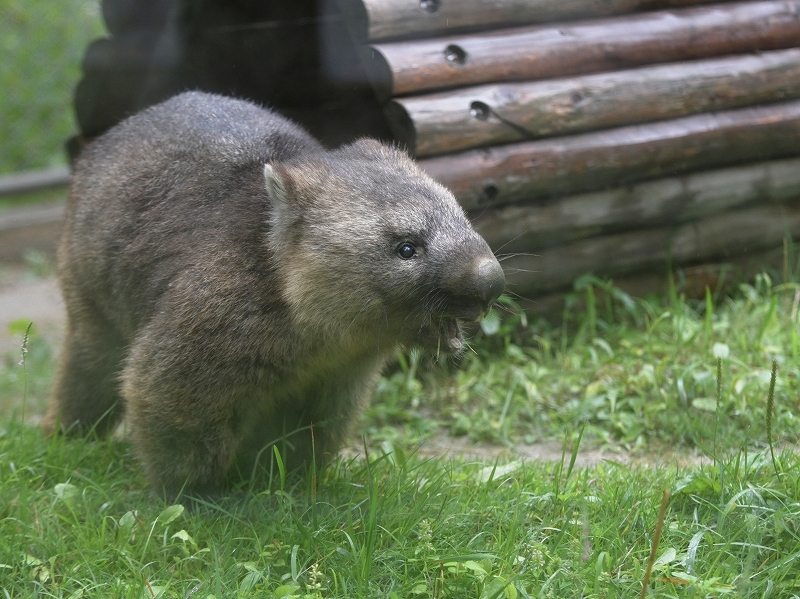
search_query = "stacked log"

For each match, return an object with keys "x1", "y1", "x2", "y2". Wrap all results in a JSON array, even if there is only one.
[
  {"x1": 472, "y1": 157, "x2": 800, "y2": 253},
  {"x1": 337, "y1": 0, "x2": 800, "y2": 301},
  {"x1": 390, "y1": 49, "x2": 800, "y2": 156},
  {"x1": 337, "y1": 0, "x2": 712, "y2": 41},
  {"x1": 360, "y1": 1, "x2": 800, "y2": 99},
  {"x1": 423, "y1": 101, "x2": 800, "y2": 209}
]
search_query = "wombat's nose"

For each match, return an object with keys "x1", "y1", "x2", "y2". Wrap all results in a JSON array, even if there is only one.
[
  {"x1": 450, "y1": 255, "x2": 505, "y2": 319},
  {"x1": 474, "y1": 255, "x2": 505, "y2": 310}
]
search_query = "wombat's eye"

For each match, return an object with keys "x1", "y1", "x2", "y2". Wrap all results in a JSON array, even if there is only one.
[{"x1": 397, "y1": 243, "x2": 417, "y2": 259}]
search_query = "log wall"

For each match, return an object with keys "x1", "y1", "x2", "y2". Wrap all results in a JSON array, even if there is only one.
[
  {"x1": 390, "y1": 49, "x2": 800, "y2": 156},
  {"x1": 337, "y1": 0, "x2": 713, "y2": 42},
  {"x1": 421, "y1": 101, "x2": 800, "y2": 209},
  {"x1": 76, "y1": 0, "x2": 800, "y2": 309}
]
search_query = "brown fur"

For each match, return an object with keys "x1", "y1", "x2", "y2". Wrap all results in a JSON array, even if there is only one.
[{"x1": 44, "y1": 92, "x2": 504, "y2": 495}]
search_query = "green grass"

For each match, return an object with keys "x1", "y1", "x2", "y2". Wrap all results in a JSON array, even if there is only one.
[
  {"x1": 367, "y1": 272, "x2": 800, "y2": 455},
  {"x1": 0, "y1": 0, "x2": 104, "y2": 174},
  {"x1": 1, "y1": 272, "x2": 799, "y2": 597},
  {"x1": 1, "y1": 424, "x2": 799, "y2": 597}
]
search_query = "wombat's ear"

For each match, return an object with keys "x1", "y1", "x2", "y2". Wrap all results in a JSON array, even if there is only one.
[
  {"x1": 264, "y1": 163, "x2": 288, "y2": 205},
  {"x1": 264, "y1": 163, "x2": 299, "y2": 242}
]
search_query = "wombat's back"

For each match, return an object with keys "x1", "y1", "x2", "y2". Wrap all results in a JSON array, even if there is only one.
[{"x1": 80, "y1": 91, "x2": 323, "y2": 172}]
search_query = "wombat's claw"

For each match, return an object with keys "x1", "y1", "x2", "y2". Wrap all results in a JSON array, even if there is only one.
[{"x1": 441, "y1": 317, "x2": 464, "y2": 352}]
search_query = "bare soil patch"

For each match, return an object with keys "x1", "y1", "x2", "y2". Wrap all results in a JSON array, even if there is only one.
[{"x1": 0, "y1": 268, "x2": 65, "y2": 354}]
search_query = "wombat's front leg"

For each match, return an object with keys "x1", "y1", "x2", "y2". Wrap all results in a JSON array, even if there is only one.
[
  {"x1": 129, "y1": 403, "x2": 241, "y2": 495},
  {"x1": 44, "y1": 312, "x2": 126, "y2": 437},
  {"x1": 244, "y1": 362, "x2": 383, "y2": 475},
  {"x1": 120, "y1": 329, "x2": 246, "y2": 495},
  {"x1": 124, "y1": 384, "x2": 244, "y2": 495}
]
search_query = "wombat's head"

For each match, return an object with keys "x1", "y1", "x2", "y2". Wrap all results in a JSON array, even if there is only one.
[{"x1": 265, "y1": 139, "x2": 504, "y2": 356}]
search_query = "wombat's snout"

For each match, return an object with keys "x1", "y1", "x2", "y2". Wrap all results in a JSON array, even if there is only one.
[{"x1": 449, "y1": 254, "x2": 505, "y2": 320}]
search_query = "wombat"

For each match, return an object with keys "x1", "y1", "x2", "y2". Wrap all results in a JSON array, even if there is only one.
[{"x1": 44, "y1": 91, "x2": 504, "y2": 494}]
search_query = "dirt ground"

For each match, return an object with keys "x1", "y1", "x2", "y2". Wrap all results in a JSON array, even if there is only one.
[{"x1": 0, "y1": 267, "x2": 65, "y2": 354}]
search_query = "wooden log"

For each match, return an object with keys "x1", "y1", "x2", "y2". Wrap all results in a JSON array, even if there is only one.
[
  {"x1": 0, "y1": 201, "x2": 65, "y2": 263},
  {"x1": 363, "y1": 0, "x2": 800, "y2": 100},
  {"x1": 473, "y1": 157, "x2": 800, "y2": 254},
  {"x1": 390, "y1": 48, "x2": 800, "y2": 156},
  {"x1": 0, "y1": 221, "x2": 63, "y2": 264},
  {"x1": 337, "y1": 0, "x2": 711, "y2": 42},
  {"x1": 0, "y1": 201, "x2": 65, "y2": 234},
  {"x1": 421, "y1": 100, "x2": 800, "y2": 211},
  {"x1": 501, "y1": 203, "x2": 800, "y2": 295}
]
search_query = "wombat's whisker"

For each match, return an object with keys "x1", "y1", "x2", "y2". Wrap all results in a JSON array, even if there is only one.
[
  {"x1": 502, "y1": 289, "x2": 537, "y2": 303},
  {"x1": 492, "y1": 231, "x2": 530, "y2": 253},
  {"x1": 496, "y1": 252, "x2": 538, "y2": 262},
  {"x1": 502, "y1": 268, "x2": 540, "y2": 274},
  {"x1": 493, "y1": 302, "x2": 516, "y2": 315}
]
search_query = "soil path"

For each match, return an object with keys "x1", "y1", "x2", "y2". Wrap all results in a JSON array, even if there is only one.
[{"x1": 0, "y1": 270, "x2": 65, "y2": 354}]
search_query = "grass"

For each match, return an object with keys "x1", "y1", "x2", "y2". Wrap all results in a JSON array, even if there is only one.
[
  {"x1": 0, "y1": 0, "x2": 104, "y2": 175},
  {"x1": 7, "y1": 269, "x2": 799, "y2": 451},
  {"x1": 0, "y1": 320, "x2": 54, "y2": 424},
  {"x1": 1, "y1": 269, "x2": 799, "y2": 597},
  {"x1": 1, "y1": 423, "x2": 799, "y2": 597},
  {"x1": 367, "y1": 272, "x2": 800, "y2": 456}
]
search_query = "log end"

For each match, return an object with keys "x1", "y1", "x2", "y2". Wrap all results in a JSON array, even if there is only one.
[
  {"x1": 359, "y1": 45, "x2": 394, "y2": 103},
  {"x1": 384, "y1": 100, "x2": 417, "y2": 155},
  {"x1": 334, "y1": 0, "x2": 369, "y2": 42}
]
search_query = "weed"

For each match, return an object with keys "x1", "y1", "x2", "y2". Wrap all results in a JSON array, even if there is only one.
[{"x1": 0, "y1": 321, "x2": 55, "y2": 422}]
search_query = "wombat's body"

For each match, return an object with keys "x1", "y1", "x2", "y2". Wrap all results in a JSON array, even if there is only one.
[{"x1": 44, "y1": 92, "x2": 504, "y2": 494}]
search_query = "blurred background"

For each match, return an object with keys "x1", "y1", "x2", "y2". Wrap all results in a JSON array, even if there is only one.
[
  {"x1": 1, "y1": 1, "x2": 103, "y2": 176},
  {"x1": 0, "y1": 0, "x2": 104, "y2": 417}
]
